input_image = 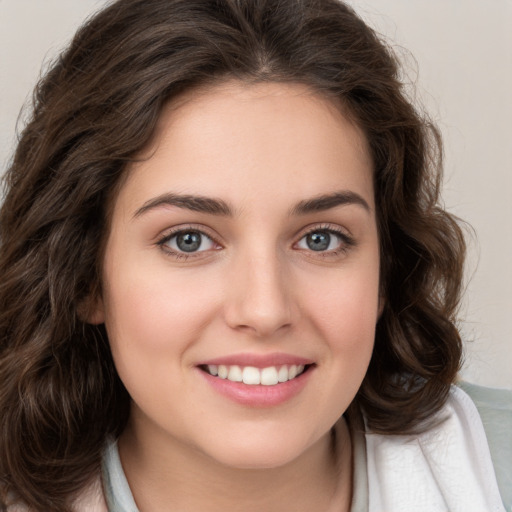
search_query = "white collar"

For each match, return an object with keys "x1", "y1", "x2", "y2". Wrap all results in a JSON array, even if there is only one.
[{"x1": 364, "y1": 385, "x2": 505, "y2": 512}]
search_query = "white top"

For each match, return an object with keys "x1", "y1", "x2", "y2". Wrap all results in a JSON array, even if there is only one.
[
  {"x1": 5, "y1": 385, "x2": 506, "y2": 511},
  {"x1": 363, "y1": 385, "x2": 505, "y2": 511},
  {"x1": 100, "y1": 386, "x2": 505, "y2": 512}
]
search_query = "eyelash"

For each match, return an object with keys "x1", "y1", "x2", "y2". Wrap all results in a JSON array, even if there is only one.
[
  {"x1": 296, "y1": 224, "x2": 356, "y2": 258},
  {"x1": 156, "y1": 224, "x2": 355, "y2": 260},
  {"x1": 156, "y1": 224, "x2": 221, "y2": 260}
]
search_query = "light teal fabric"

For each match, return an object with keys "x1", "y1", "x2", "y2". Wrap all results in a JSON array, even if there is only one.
[
  {"x1": 102, "y1": 441, "x2": 139, "y2": 512},
  {"x1": 459, "y1": 381, "x2": 512, "y2": 511}
]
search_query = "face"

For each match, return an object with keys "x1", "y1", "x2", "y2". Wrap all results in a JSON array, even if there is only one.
[{"x1": 94, "y1": 81, "x2": 381, "y2": 470}]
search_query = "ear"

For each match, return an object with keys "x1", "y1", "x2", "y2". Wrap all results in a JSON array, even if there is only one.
[
  {"x1": 87, "y1": 298, "x2": 105, "y2": 325},
  {"x1": 77, "y1": 292, "x2": 105, "y2": 325}
]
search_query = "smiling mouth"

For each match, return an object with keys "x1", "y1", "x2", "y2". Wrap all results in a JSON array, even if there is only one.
[{"x1": 200, "y1": 364, "x2": 312, "y2": 386}]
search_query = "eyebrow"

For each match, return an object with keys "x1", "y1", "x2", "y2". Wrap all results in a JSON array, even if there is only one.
[
  {"x1": 290, "y1": 191, "x2": 371, "y2": 215},
  {"x1": 134, "y1": 193, "x2": 233, "y2": 218},
  {"x1": 133, "y1": 190, "x2": 370, "y2": 219}
]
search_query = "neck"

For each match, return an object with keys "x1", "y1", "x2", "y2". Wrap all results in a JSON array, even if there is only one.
[{"x1": 118, "y1": 418, "x2": 352, "y2": 512}]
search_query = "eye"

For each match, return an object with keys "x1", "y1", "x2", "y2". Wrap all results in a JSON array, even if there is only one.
[
  {"x1": 296, "y1": 228, "x2": 353, "y2": 253},
  {"x1": 159, "y1": 229, "x2": 217, "y2": 254}
]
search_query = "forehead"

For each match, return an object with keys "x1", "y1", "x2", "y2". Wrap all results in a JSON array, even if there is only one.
[{"x1": 116, "y1": 80, "x2": 374, "y2": 215}]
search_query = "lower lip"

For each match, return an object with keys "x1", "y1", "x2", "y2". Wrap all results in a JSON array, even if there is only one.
[{"x1": 198, "y1": 367, "x2": 313, "y2": 407}]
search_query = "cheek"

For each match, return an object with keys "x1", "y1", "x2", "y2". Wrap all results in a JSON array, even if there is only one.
[
  {"x1": 101, "y1": 263, "x2": 225, "y2": 404},
  {"x1": 300, "y1": 260, "x2": 380, "y2": 385},
  {"x1": 308, "y1": 267, "x2": 380, "y2": 339},
  {"x1": 102, "y1": 264, "x2": 223, "y2": 413},
  {"x1": 104, "y1": 262, "x2": 219, "y2": 347},
  {"x1": 290, "y1": 263, "x2": 379, "y2": 436}
]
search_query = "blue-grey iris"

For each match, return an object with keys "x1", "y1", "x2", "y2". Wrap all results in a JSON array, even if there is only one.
[
  {"x1": 307, "y1": 232, "x2": 330, "y2": 251},
  {"x1": 177, "y1": 232, "x2": 202, "y2": 252}
]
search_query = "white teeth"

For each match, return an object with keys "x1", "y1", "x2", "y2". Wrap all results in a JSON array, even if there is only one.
[
  {"x1": 242, "y1": 366, "x2": 261, "y2": 385},
  {"x1": 227, "y1": 365, "x2": 243, "y2": 382},
  {"x1": 218, "y1": 365, "x2": 228, "y2": 379},
  {"x1": 205, "y1": 363, "x2": 308, "y2": 385},
  {"x1": 278, "y1": 365, "x2": 289, "y2": 382},
  {"x1": 261, "y1": 367, "x2": 279, "y2": 386}
]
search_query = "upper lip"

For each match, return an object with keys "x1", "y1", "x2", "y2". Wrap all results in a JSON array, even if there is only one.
[{"x1": 197, "y1": 352, "x2": 314, "y2": 368}]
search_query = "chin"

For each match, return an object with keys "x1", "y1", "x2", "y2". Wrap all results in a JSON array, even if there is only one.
[{"x1": 199, "y1": 429, "x2": 325, "y2": 471}]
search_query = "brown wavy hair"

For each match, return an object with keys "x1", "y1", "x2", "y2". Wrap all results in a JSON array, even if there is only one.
[{"x1": 0, "y1": 0, "x2": 465, "y2": 509}]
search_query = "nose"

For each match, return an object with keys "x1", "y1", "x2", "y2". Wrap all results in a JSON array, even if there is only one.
[{"x1": 223, "y1": 250, "x2": 296, "y2": 338}]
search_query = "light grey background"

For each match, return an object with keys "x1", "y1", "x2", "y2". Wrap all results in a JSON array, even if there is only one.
[{"x1": 1, "y1": 0, "x2": 511, "y2": 388}]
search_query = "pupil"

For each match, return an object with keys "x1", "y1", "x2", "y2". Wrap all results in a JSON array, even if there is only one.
[
  {"x1": 177, "y1": 232, "x2": 201, "y2": 252},
  {"x1": 307, "y1": 232, "x2": 330, "y2": 251}
]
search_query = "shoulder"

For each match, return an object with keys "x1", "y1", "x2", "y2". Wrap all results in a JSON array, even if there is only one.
[
  {"x1": 363, "y1": 383, "x2": 507, "y2": 511},
  {"x1": 457, "y1": 381, "x2": 512, "y2": 510}
]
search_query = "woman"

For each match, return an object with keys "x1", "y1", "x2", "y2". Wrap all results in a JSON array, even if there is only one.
[{"x1": 0, "y1": 0, "x2": 507, "y2": 510}]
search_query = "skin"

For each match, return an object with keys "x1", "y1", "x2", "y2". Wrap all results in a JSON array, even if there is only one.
[{"x1": 92, "y1": 81, "x2": 381, "y2": 512}]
